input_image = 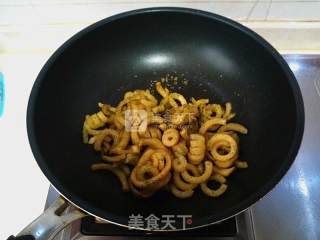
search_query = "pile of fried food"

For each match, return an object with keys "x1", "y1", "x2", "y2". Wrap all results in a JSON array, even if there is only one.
[{"x1": 82, "y1": 81, "x2": 248, "y2": 198}]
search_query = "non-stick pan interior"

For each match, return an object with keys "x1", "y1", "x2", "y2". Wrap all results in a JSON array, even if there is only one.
[{"x1": 27, "y1": 8, "x2": 304, "y2": 229}]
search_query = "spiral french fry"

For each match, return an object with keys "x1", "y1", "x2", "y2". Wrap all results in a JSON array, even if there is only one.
[
  {"x1": 169, "y1": 92, "x2": 187, "y2": 106},
  {"x1": 218, "y1": 123, "x2": 248, "y2": 134},
  {"x1": 200, "y1": 181, "x2": 228, "y2": 197},
  {"x1": 172, "y1": 140, "x2": 188, "y2": 157},
  {"x1": 199, "y1": 118, "x2": 226, "y2": 135},
  {"x1": 85, "y1": 111, "x2": 109, "y2": 130},
  {"x1": 130, "y1": 149, "x2": 172, "y2": 189},
  {"x1": 212, "y1": 165, "x2": 236, "y2": 177},
  {"x1": 139, "y1": 138, "x2": 166, "y2": 149},
  {"x1": 162, "y1": 128, "x2": 180, "y2": 147},
  {"x1": 207, "y1": 133, "x2": 238, "y2": 162},
  {"x1": 170, "y1": 184, "x2": 194, "y2": 198},
  {"x1": 93, "y1": 129, "x2": 119, "y2": 151},
  {"x1": 149, "y1": 127, "x2": 162, "y2": 140},
  {"x1": 188, "y1": 134, "x2": 206, "y2": 164},
  {"x1": 172, "y1": 154, "x2": 187, "y2": 172},
  {"x1": 223, "y1": 102, "x2": 232, "y2": 120},
  {"x1": 181, "y1": 161, "x2": 213, "y2": 184},
  {"x1": 210, "y1": 173, "x2": 227, "y2": 184}
]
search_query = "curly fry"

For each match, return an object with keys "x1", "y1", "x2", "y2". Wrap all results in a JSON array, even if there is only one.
[
  {"x1": 136, "y1": 148, "x2": 155, "y2": 166},
  {"x1": 162, "y1": 128, "x2": 180, "y2": 147},
  {"x1": 136, "y1": 164, "x2": 159, "y2": 181},
  {"x1": 188, "y1": 134, "x2": 206, "y2": 164},
  {"x1": 102, "y1": 154, "x2": 126, "y2": 162},
  {"x1": 223, "y1": 102, "x2": 232, "y2": 120},
  {"x1": 130, "y1": 149, "x2": 172, "y2": 189},
  {"x1": 151, "y1": 151, "x2": 165, "y2": 169},
  {"x1": 170, "y1": 184, "x2": 194, "y2": 198},
  {"x1": 125, "y1": 153, "x2": 140, "y2": 166},
  {"x1": 120, "y1": 165, "x2": 131, "y2": 177},
  {"x1": 139, "y1": 138, "x2": 166, "y2": 149},
  {"x1": 156, "y1": 82, "x2": 169, "y2": 98},
  {"x1": 200, "y1": 181, "x2": 227, "y2": 197},
  {"x1": 82, "y1": 125, "x2": 89, "y2": 144},
  {"x1": 191, "y1": 97, "x2": 209, "y2": 106},
  {"x1": 199, "y1": 118, "x2": 226, "y2": 135},
  {"x1": 99, "y1": 103, "x2": 116, "y2": 115},
  {"x1": 169, "y1": 93, "x2": 187, "y2": 106},
  {"x1": 131, "y1": 131, "x2": 140, "y2": 145},
  {"x1": 207, "y1": 133, "x2": 238, "y2": 162},
  {"x1": 172, "y1": 154, "x2": 187, "y2": 172},
  {"x1": 158, "y1": 158, "x2": 165, "y2": 170},
  {"x1": 147, "y1": 172, "x2": 171, "y2": 191},
  {"x1": 93, "y1": 129, "x2": 119, "y2": 151},
  {"x1": 210, "y1": 173, "x2": 227, "y2": 184},
  {"x1": 139, "y1": 129, "x2": 151, "y2": 138},
  {"x1": 212, "y1": 165, "x2": 236, "y2": 177},
  {"x1": 210, "y1": 104, "x2": 224, "y2": 118},
  {"x1": 152, "y1": 104, "x2": 166, "y2": 113},
  {"x1": 180, "y1": 128, "x2": 188, "y2": 140},
  {"x1": 172, "y1": 141, "x2": 188, "y2": 156},
  {"x1": 181, "y1": 161, "x2": 213, "y2": 184},
  {"x1": 110, "y1": 130, "x2": 130, "y2": 154},
  {"x1": 128, "y1": 179, "x2": 155, "y2": 198},
  {"x1": 223, "y1": 131, "x2": 240, "y2": 145},
  {"x1": 149, "y1": 127, "x2": 162, "y2": 139},
  {"x1": 218, "y1": 123, "x2": 248, "y2": 134},
  {"x1": 85, "y1": 111, "x2": 109, "y2": 129}
]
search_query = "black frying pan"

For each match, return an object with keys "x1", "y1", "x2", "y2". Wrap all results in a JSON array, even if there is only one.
[{"x1": 25, "y1": 7, "x2": 304, "y2": 232}]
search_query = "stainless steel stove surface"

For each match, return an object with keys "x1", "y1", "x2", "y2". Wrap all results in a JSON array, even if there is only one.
[{"x1": 46, "y1": 54, "x2": 320, "y2": 240}]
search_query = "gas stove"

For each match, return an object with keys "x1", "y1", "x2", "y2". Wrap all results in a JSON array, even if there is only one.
[{"x1": 45, "y1": 55, "x2": 320, "y2": 240}]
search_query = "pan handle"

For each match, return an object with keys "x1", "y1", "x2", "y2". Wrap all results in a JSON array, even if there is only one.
[{"x1": 7, "y1": 197, "x2": 86, "y2": 240}]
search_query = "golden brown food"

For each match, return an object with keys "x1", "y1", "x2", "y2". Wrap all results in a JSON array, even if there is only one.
[
  {"x1": 162, "y1": 128, "x2": 180, "y2": 147},
  {"x1": 170, "y1": 184, "x2": 194, "y2": 198},
  {"x1": 172, "y1": 154, "x2": 187, "y2": 172},
  {"x1": 181, "y1": 161, "x2": 213, "y2": 184},
  {"x1": 172, "y1": 140, "x2": 188, "y2": 157},
  {"x1": 83, "y1": 81, "x2": 248, "y2": 198},
  {"x1": 187, "y1": 134, "x2": 206, "y2": 164},
  {"x1": 200, "y1": 181, "x2": 228, "y2": 197},
  {"x1": 207, "y1": 133, "x2": 238, "y2": 162}
]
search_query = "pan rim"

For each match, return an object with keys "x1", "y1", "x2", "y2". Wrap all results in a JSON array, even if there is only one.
[{"x1": 26, "y1": 7, "x2": 305, "y2": 231}]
